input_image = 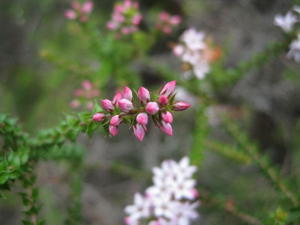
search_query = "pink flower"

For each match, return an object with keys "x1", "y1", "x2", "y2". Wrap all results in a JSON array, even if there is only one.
[
  {"x1": 160, "y1": 80, "x2": 176, "y2": 96},
  {"x1": 162, "y1": 111, "x2": 173, "y2": 123},
  {"x1": 92, "y1": 113, "x2": 105, "y2": 122},
  {"x1": 82, "y1": 80, "x2": 92, "y2": 90},
  {"x1": 133, "y1": 124, "x2": 145, "y2": 141},
  {"x1": 158, "y1": 95, "x2": 168, "y2": 105},
  {"x1": 173, "y1": 102, "x2": 191, "y2": 111},
  {"x1": 159, "y1": 11, "x2": 169, "y2": 21},
  {"x1": 71, "y1": 1, "x2": 81, "y2": 10},
  {"x1": 136, "y1": 113, "x2": 148, "y2": 125},
  {"x1": 86, "y1": 101, "x2": 94, "y2": 110},
  {"x1": 65, "y1": 10, "x2": 77, "y2": 20},
  {"x1": 110, "y1": 115, "x2": 121, "y2": 126},
  {"x1": 170, "y1": 15, "x2": 181, "y2": 25},
  {"x1": 118, "y1": 98, "x2": 133, "y2": 112},
  {"x1": 122, "y1": 86, "x2": 133, "y2": 101},
  {"x1": 160, "y1": 122, "x2": 173, "y2": 136},
  {"x1": 138, "y1": 87, "x2": 150, "y2": 103},
  {"x1": 109, "y1": 125, "x2": 119, "y2": 136},
  {"x1": 81, "y1": 1, "x2": 93, "y2": 14},
  {"x1": 70, "y1": 99, "x2": 81, "y2": 108},
  {"x1": 146, "y1": 102, "x2": 159, "y2": 115},
  {"x1": 101, "y1": 99, "x2": 114, "y2": 111},
  {"x1": 132, "y1": 14, "x2": 142, "y2": 25},
  {"x1": 107, "y1": 21, "x2": 118, "y2": 30}
]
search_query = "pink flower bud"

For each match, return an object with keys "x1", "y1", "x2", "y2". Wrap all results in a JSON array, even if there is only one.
[
  {"x1": 158, "y1": 95, "x2": 168, "y2": 105},
  {"x1": 65, "y1": 10, "x2": 77, "y2": 20},
  {"x1": 110, "y1": 115, "x2": 121, "y2": 126},
  {"x1": 118, "y1": 98, "x2": 133, "y2": 112},
  {"x1": 160, "y1": 80, "x2": 176, "y2": 96},
  {"x1": 81, "y1": 1, "x2": 93, "y2": 14},
  {"x1": 146, "y1": 102, "x2": 159, "y2": 115},
  {"x1": 136, "y1": 113, "x2": 148, "y2": 125},
  {"x1": 191, "y1": 188, "x2": 199, "y2": 198},
  {"x1": 159, "y1": 11, "x2": 169, "y2": 21},
  {"x1": 160, "y1": 122, "x2": 173, "y2": 136},
  {"x1": 70, "y1": 100, "x2": 80, "y2": 108},
  {"x1": 138, "y1": 87, "x2": 150, "y2": 103},
  {"x1": 162, "y1": 111, "x2": 173, "y2": 123},
  {"x1": 112, "y1": 91, "x2": 122, "y2": 105},
  {"x1": 170, "y1": 15, "x2": 181, "y2": 25},
  {"x1": 132, "y1": 14, "x2": 142, "y2": 25},
  {"x1": 122, "y1": 86, "x2": 133, "y2": 100},
  {"x1": 86, "y1": 102, "x2": 94, "y2": 110},
  {"x1": 101, "y1": 99, "x2": 114, "y2": 111},
  {"x1": 92, "y1": 113, "x2": 105, "y2": 122},
  {"x1": 107, "y1": 21, "x2": 117, "y2": 30},
  {"x1": 173, "y1": 101, "x2": 191, "y2": 111},
  {"x1": 133, "y1": 124, "x2": 145, "y2": 141},
  {"x1": 72, "y1": 1, "x2": 81, "y2": 10},
  {"x1": 109, "y1": 125, "x2": 119, "y2": 136},
  {"x1": 82, "y1": 80, "x2": 92, "y2": 90}
]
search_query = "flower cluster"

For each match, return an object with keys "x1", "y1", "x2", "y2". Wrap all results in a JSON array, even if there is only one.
[
  {"x1": 106, "y1": 0, "x2": 142, "y2": 35},
  {"x1": 173, "y1": 28, "x2": 220, "y2": 80},
  {"x1": 124, "y1": 157, "x2": 199, "y2": 225},
  {"x1": 92, "y1": 81, "x2": 191, "y2": 141},
  {"x1": 65, "y1": 1, "x2": 93, "y2": 22},
  {"x1": 156, "y1": 12, "x2": 182, "y2": 34},
  {"x1": 70, "y1": 80, "x2": 99, "y2": 110},
  {"x1": 274, "y1": 6, "x2": 300, "y2": 62}
]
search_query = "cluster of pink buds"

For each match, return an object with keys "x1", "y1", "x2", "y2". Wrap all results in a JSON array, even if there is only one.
[
  {"x1": 124, "y1": 157, "x2": 199, "y2": 225},
  {"x1": 70, "y1": 80, "x2": 99, "y2": 110},
  {"x1": 106, "y1": 0, "x2": 142, "y2": 35},
  {"x1": 156, "y1": 11, "x2": 182, "y2": 34},
  {"x1": 92, "y1": 81, "x2": 191, "y2": 141},
  {"x1": 65, "y1": 1, "x2": 93, "y2": 22}
]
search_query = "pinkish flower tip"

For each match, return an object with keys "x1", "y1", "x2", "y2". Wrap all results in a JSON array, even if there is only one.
[
  {"x1": 162, "y1": 111, "x2": 173, "y2": 123},
  {"x1": 160, "y1": 122, "x2": 173, "y2": 136},
  {"x1": 173, "y1": 101, "x2": 191, "y2": 111},
  {"x1": 122, "y1": 86, "x2": 133, "y2": 100},
  {"x1": 158, "y1": 95, "x2": 168, "y2": 105},
  {"x1": 82, "y1": 80, "x2": 92, "y2": 90},
  {"x1": 118, "y1": 98, "x2": 133, "y2": 112},
  {"x1": 109, "y1": 125, "x2": 119, "y2": 136},
  {"x1": 138, "y1": 87, "x2": 150, "y2": 103},
  {"x1": 101, "y1": 99, "x2": 114, "y2": 111},
  {"x1": 160, "y1": 80, "x2": 176, "y2": 96},
  {"x1": 133, "y1": 124, "x2": 145, "y2": 141},
  {"x1": 146, "y1": 102, "x2": 159, "y2": 115},
  {"x1": 65, "y1": 10, "x2": 77, "y2": 20},
  {"x1": 81, "y1": 1, "x2": 93, "y2": 14},
  {"x1": 136, "y1": 113, "x2": 148, "y2": 125},
  {"x1": 92, "y1": 113, "x2": 105, "y2": 122},
  {"x1": 110, "y1": 115, "x2": 121, "y2": 126}
]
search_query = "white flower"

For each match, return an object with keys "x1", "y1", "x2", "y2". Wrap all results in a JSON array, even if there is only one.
[
  {"x1": 124, "y1": 157, "x2": 199, "y2": 225},
  {"x1": 152, "y1": 194, "x2": 176, "y2": 219},
  {"x1": 125, "y1": 193, "x2": 151, "y2": 221},
  {"x1": 287, "y1": 34, "x2": 300, "y2": 62},
  {"x1": 173, "y1": 45, "x2": 185, "y2": 56},
  {"x1": 274, "y1": 11, "x2": 298, "y2": 32},
  {"x1": 193, "y1": 61, "x2": 210, "y2": 80},
  {"x1": 181, "y1": 28, "x2": 206, "y2": 51},
  {"x1": 173, "y1": 28, "x2": 212, "y2": 80},
  {"x1": 169, "y1": 202, "x2": 200, "y2": 225}
]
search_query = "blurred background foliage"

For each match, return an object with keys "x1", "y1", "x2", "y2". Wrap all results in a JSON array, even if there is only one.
[{"x1": 1, "y1": 0, "x2": 300, "y2": 225}]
